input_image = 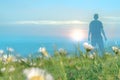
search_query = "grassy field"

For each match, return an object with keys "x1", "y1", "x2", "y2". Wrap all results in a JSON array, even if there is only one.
[{"x1": 0, "y1": 46, "x2": 120, "y2": 80}]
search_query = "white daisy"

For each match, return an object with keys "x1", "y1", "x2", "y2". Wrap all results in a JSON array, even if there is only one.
[
  {"x1": 2, "y1": 54, "x2": 17, "y2": 63},
  {"x1": 19, "y1": 58, "x2": 28, "y2": 63},
  {"x1": 30, "y1": 62, "x2": 37, "y2": 66},
  {"x1": 8, "y1": 66, "x2": 15, "y2": 72},
  {"x1": 23, "y1": 67, "x2": 54, "y2": 80},
  {"x1": 38, "y1": 47, "x2": 48, "y2": 57},
  {"x1": 58, "y1": 48, "x2": 67, "y2": 56},
  {"x1": 83, "y1": 42, "x2": 94, "y2": 52},
  {"x1": 112, "y1": 46, "x2": 119, "y2": 54},
  {"x1": 89, "y1": 54, "x2": 94, "y2": 59},
  {"x1": 1, "y1": 67, "x2": 6, "y2": 72}
]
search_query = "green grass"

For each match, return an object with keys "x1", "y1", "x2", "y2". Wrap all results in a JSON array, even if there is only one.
[{"x1": 0, "y1": 52, "x2": 120, "y2": 80}]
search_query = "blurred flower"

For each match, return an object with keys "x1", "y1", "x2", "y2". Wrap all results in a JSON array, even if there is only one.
[
  {"x1": 38, "y1": 47, "x2": 49, "y2": 57},
  {"x1": 105, "y1": 52, "x2": 111, "y2": 56},
  {"x1": 6, "y1": 47, "x2": 14, "y2": 52},
  {"x1": 2, "y1": 54, "x2": 8, "y2": 61},
  {"x1": 16, "y1": 53, "x2": 21, "y2": 58},
  {"x1": 58, "y1": 48, "x2": 67, "y2": 56},
  {"x1": 89, "y1": 54, "x2": 94, "y2": 59},
  {"x1": 7, "y1": 55, "x2": 17, "y2": 62},
  {"x1": 30, "y1": 62, "x2": 37, "y2": 66},
  {"x1": 112, "y1": 46, "x2": 120, "y2": 54},
  {"x1": 8, "y1": 66, "x2": 15, "y2": 72},
  {"x1": 3, "y1": 54, "x2": 8, "y2": 58},
  {"x1": 23, "y1": 67, "x2": 54, "y2": 80},
  {"x1": 0, "y1": 50, "x2": 4, "y2": 55},
  {"x1": 7, "y1": 56, "x2": 13, "y2": 62},
  {"x1": 93, "y1": 52, "x2": 96, "y2": 56},
  {"x1": 2, "y1": 54, "x2": 17, "y2": 63},
  {"x1": 1, "y1": 67, "x2": 6, "y2": 72},
  {"x1": 19, "y1": 58, "x2": 28, "y2": 63},
  {"x1": 38, "y1": 47, "x2": 46, "y2": 53},
  {"x1": 83, "y1": 42, "x2": 94, "y2": 52}
]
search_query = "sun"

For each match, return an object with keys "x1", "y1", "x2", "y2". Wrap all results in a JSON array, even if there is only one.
[{"x1": 70, "y1": 29, "x2": 85, "y2": 41}]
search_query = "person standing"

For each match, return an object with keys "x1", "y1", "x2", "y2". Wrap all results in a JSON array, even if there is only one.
[{"x1": 88, "y1": 14, "x2": 107, "y2": 56}]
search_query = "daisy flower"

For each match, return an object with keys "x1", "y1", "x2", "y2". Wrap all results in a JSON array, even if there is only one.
[
  {"x1": 38, "y1": 47, "x2": 48, "y2": 57},
  {"x1": 23, "y1": 67, "x2": 54, "y2": 80},
  {"x1": 112, "y1": 46, "x2": 120, "y2": 54},
  {"x1": 83, "y1": 42, "x2": 94, "y2": 52}
]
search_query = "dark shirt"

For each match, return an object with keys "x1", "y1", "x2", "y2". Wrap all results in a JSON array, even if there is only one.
[{"x1": 89, "y1": 20, "x2": 103, "y2": 38}]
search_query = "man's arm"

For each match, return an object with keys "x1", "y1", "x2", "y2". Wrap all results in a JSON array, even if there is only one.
[
  {"x1": 100, "y1": 22, "x2": 107, "y2": 41},
  {"x1": 88, "y1": 30, "x2": 91, "y2": 41},
  {"x1": 101, "y1": 28, "x2": 107, "y2": 41},
  {"x1": 88, "y1": 24, "x2": 91, "y2": 41}
]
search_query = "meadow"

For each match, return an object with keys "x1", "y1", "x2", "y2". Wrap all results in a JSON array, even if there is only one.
[{"x1": 0, "y1": 43, "x2": 120, "y2": 80}]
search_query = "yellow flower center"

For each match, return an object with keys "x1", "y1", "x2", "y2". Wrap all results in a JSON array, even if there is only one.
[
  {"x1": 7, "y1": 57, "x2": 13, "y2": 62},
  {"x1": 42, "y1": 52, "x2": 48, "y2": 57},
  {"x1": 30, "y1": 76, "x2": 44, "y2": 80}
]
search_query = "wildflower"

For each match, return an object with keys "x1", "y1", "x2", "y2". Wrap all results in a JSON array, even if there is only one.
[
  {"x1": 0, "y1": 50, "x2": 4, "y2": 60},
  {"x1": 8, "y1": 55, "x2": 17, "y2": 62},
  {"x1": 2, "y1": 54, "x2": 8, "y2": 63},
  {"x1": 1, "y1": 67, "x2": 6, "y2": 72},
  {"x1": 6, "y1": 47, "x2": 14, "y2": 52},
  {"x1": 7, "y1": 56, "x2": 13, "y2": 62},
  {"x1": 19, "y1": 58, "x2": 28, "y2": 63},
  {"x1": 16, "y1": 53, "x2": 21, "y2": 58},
  {"x1": 23, "y1": 67, "x2": 54, "y2": 80},
  {"x1": 105, "y1": 52, "x2": 111, "y2": 56},
  {"x1": 2, "y1": 54, "x2": 17, "y2": 63},
  {"x1": 112, "y1": 46, "x2": 120, "y2": 54},
  {"x1": 38, "y1": 47, "x2": 48, "y2": 57},
  {"x1": 2, "y1": 54, "x2": 8, "y2": 59},
  {"x1": 89, "y1": 54, "x2": 94, "y2": 59},
  {"x1": 58, "y1": 48, "x2": 67, "y2": 56},
  {"x1": 8, "y1": 66, "x2": 15, "y2": 72},
  {"x1": 30, "y1": 62, "x2": 37, "y2": 66},
  {"x1": 83, "y1": 42, "x2": 94, "y2": 52},
  {"x1": 93, "y1": 52, "x2": 96, "y2": 56}
]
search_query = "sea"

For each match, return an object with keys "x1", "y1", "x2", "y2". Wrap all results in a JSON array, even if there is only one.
[{"x1": 0, "y1": 36, "x2": 120, "y2": 57}]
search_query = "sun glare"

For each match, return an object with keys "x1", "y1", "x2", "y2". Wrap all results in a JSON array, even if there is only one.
[{"x1": 71, "y1": 29, "x2": 85, "y2": 41}]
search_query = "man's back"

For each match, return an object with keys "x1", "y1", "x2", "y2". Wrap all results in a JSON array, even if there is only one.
[{"x1": 89, "y1": 20, "x2": 103, "y2": 37}]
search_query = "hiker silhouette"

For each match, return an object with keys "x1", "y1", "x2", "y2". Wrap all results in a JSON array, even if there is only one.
[{"x1": 88, "y1": 14, "x2": 107, "y2": 56}]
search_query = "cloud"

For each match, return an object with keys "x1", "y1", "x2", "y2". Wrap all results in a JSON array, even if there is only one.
[
  {"x1": 103, "y1": 16, "x2": 120, "y2": 20},
  {"x1": 102, "y1": 16, "x2": 120, "y2": 24},
  {"x1": 104, "y1": 16, "x2": 120, "y2": 19},
  {"x1": 14, "y1": 20, "x2": 87, "y2": 25}
]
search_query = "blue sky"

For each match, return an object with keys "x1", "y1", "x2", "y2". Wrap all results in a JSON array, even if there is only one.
[{"x1": 0, "y1": 0, "x2": 120, "y2": 40}]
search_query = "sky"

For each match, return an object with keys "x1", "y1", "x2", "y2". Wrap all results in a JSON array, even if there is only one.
[{"x1": 0, "y1": 0, "x2": 120, "y2": 40}]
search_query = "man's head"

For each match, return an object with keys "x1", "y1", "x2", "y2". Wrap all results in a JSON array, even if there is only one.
[{"x1": 94, "y1": 14, "x2": 99, "y2": 20}]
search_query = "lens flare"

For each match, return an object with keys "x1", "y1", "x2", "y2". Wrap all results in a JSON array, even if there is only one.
[{"x1": 70, "y1": 29, "x2": 85, "y2": 41}]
